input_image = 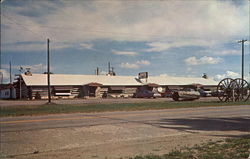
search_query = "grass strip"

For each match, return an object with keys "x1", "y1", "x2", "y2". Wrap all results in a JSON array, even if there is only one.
[
  {"x1": 130, "y1": 136, "x2": 250, "y2": 159},
  {"x1": 0, "y1": 100, "x2": 249, "y2": 117}
]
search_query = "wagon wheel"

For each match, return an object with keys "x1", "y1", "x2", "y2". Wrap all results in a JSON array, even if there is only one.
[
  {"x1": 231, "y1": 78, "x2": 250, "y2": 102},
  {"x1": 217, "y1": 78, "x2": 234, "y2": 102}
]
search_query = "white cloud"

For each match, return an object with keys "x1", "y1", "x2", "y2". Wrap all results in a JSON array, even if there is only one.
[
  {"x1": 112, "y1": 50, "x2": 137, "y2": 56},
  {"x1": 215, "y1": 50, "x2": 241, "y2": 56},
  {"x1": 199, "y1": 47, "x2": 250, "y2": 56},
  {"x1": 187, "y1": 67, "x2": 192, "y2": 72},
  {"x1": 0, "y1": 69, "x2": 10, "y2": 81},
  {"x1": 159, "y1": 74, "x2": 169, "y2": 77},
  {"x1": 52, "y1": 43, "x2": 73, "y2": 50},
  {"x1": 136, "y1": 60, "x2": 150, "y2": 65},
  {"x1": 185, "y1": 56, "x2": 222, "y2": 65},
  {"x1": 80, "y1": 43, "x2": 93, "y2": 50},
  {"x1": 145, "y1": 40, "x2": 213, "y2": 52},
  {"x1": 226, "y1": 71, "x2": 240, "y2": 78},
  {"x1": 214, "y1": 71, "x2": 240, "y2": 81},
  {"x1": 120, "y1": 62, "x2": 139, "y2": 69},
  {"x1": 26, "y1": 63, "x2": 47, "y2": 73},
  {"x1": 145, "y1": 42, "x2": 171, "y2": 52},
  {"x1": 2, "y1": 42, "x2": 73, "y2": 52},
  {"x1": 1, "y1": 0, "x2": 248, "y2": 50},
  {"x1": 120, "y1": 60, "x2": 151, "y2": 69}
]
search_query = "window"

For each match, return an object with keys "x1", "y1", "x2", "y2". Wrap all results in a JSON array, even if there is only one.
[
  {"x1": 5, "y1": 91, "x2": 9, "y2": 96},
  {"x1": 54, "y1": 90, "x2": 71, "y2": 96}
]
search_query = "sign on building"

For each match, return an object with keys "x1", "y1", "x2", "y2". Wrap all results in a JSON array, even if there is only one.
[{"x1": 138, "y1": 72, "x2": 148, "y2": 79}]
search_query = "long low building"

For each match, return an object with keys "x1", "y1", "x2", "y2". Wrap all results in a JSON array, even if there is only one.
[{"x1": 15, "y1": 73, "x2": 218, "y2": 99}]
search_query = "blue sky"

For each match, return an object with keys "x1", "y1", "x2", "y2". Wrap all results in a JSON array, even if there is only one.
[{"x1": 1, "y1": 0, "x2": 249, "y2": 83}]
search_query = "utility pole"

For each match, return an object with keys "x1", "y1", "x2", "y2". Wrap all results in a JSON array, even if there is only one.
[
  {"x1": 47, "y1": 38, "x2": 51, "y2": 104},
  {"x1": 238, "y1": 39, "x2": 247, "y2": 81},
  {"x1": 238, "y1": 39, "x2": 247, "y2": 100},
  {"x1": 0, "y1": 73, "x2": 3, "y2": 84},
  {"x1": 19, "y1": 67, "x2": 23, "y2": 99},
  {"x1": 9, "y1": 61, "x2": 12, "y2": 84},
  {"x1": 9, "y1": 61, "x2": 12, "y2": 99},
  {"x1": 108, "y1": 62, "x2": 111, "y2": 74}
]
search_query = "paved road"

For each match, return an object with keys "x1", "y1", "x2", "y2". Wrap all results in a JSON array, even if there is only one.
[{"x1": 1, "y1": 105, "x2": 250, "y2": 159}]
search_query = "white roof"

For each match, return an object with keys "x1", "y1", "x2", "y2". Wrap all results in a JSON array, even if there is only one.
[
  {"x1": 21, "y1": 74, "x2": 141, "y2": 86},
  {"x1": 147, "y1": 76, "x2": 217, "y2": 86},
  {"x1": 21, "y1": 74, "x2": 218, "y2": 86}
]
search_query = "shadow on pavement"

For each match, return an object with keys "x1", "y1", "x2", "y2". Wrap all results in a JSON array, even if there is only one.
[{"x1": 153, "y1": 117, "x2": 250, "y2": 132}]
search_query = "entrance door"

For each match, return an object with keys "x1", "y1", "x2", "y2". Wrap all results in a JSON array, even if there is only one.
[{"x1": 89, "y1": 86, "x2": 96, "y2": 97}]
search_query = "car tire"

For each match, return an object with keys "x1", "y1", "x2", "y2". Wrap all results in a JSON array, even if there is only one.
[{"x1": 172, "y1": 92, "x2": 179, "y2": 101}]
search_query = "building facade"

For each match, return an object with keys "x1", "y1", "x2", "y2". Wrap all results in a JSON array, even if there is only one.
[
  {"x1": 0, "y1": 84, "x2": 16, "y2": 99},
  {"x1": 14, "y1": 73, "x2": 218, "y2": 100}
]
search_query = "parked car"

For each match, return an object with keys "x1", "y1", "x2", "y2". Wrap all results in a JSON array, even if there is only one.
[
  {"x1": 198, "y1": 89, "x2": 212, "y2": 97},
  {"x1": 133, "y1": 90, "x2": 160, "y2": 98},
  {"x1": 161, "y1": 89, "x2": 175, "y2": 98},
  {"x1": 211, "y1": 90, "x2": 223, "y2": 97},
  {"x1": 153, "y1": 92, "x2": 162, "y2": 98},
  {"x1": 172, "y1": 88, "x2": 200, "y2": 101},
  {"x1": 198, "y1": 89, "x2": 207, "y2": 97},
  {"x1": 204, "y1": 90, "x2": 212, "y2": 97}
]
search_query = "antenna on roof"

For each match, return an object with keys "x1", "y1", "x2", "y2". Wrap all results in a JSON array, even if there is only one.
[
  {"x1": 19, "y1": 66, "x2": 24, "y2": 73},
  {"x1": 9, "y1": 61, "x2": 12, "y2": 84},
  {"x1": 111, "y1": 67, "x2": 116, "y2": 76},
  {"x1": 202, "y1": 73, "x2": 208, "y2": 79},
  {"x1": 107, "y1": 62, "x2": 116, "y2": 76},
  {"x1": 95, "y1": 67, "x2": 99, "y2": 75},
  {"x1": 108, "y1": 62, "x2": 111, "y2": 74}
]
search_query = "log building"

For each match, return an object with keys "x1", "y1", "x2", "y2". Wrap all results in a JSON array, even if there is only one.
[{"x1": 14, "y1": 73, "x2": 218, "y2": 100}]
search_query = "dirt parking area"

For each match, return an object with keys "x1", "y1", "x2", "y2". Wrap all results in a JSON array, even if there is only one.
[{"x1": 3, "y1": 128, "x2": 243, "y2": 159}]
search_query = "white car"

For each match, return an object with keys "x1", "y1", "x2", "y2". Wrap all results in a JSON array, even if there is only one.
[
  {"x1": 153, "y1": 92, "x2": 162, "y2": 98},
  {"x1": 172, "y1": 88, "x2": 200, "y2": 101}
]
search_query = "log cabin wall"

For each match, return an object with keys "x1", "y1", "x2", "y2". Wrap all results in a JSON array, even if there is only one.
[
  {"x1": 28, "y1": 86, "x2": 49, "y2": 99},
  {"x1": 15, "y1": 81, "x2": 29, "y2": 99},
  {"x1": 107, "y1": 86, "x2": 137, "y2": 98},
  {"x1": 28, "y1": 86, "x2": 81, "y2": 100}
]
